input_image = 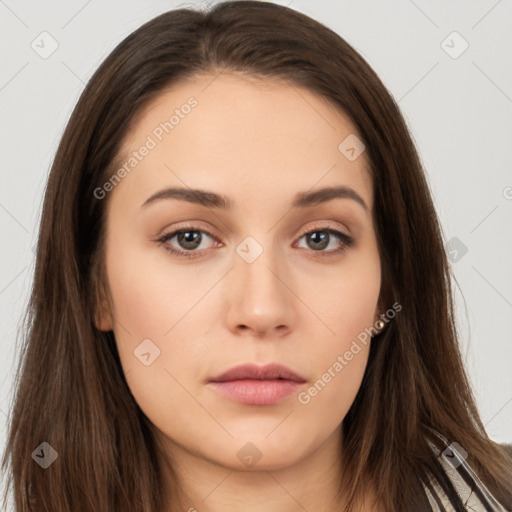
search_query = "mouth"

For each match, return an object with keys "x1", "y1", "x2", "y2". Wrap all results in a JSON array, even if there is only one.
[{"x1": 208, "y1": 362, "x2": 306, "y2": 406}]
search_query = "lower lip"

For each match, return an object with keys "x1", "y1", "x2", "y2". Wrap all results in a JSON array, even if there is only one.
[{"x1": 208, "y1": 379, "x2": 304, "y2": 405}]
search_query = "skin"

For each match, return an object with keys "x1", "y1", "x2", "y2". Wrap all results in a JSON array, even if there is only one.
[{"x1": 96, "y1": 72, "x2": 384, "y2": 512}]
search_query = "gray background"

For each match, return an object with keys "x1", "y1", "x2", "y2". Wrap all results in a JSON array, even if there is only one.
[{"x1": 1, "y1": 0, "x2": 511, "y2": 503}]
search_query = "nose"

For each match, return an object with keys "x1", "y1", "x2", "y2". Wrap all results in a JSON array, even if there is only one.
[{"x1": 225, "y1": 242, "x2": 298, "y2": 338}]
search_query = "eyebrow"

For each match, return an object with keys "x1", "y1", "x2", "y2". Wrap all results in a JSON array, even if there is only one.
[{"x1": 140, "y1": 185, "x2": 368, "y2": 212}]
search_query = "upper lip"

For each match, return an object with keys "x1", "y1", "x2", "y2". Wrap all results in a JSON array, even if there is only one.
[{"x1": 209, "y1": 363, "x2": 306, "y2": 383}]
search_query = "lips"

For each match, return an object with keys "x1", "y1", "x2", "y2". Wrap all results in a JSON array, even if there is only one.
[
  {"x1": 209, "y1": 362, "x2": 306, "y2": 383},
  {"x1": 208, "y1": 363, "x2": 307, "y2": 405}
]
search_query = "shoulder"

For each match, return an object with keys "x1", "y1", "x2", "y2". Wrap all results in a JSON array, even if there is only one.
[
  {"x1": 501, "y1": 443, "x2": 512, "y2": 461},
  {"x1": 421, "y1": 433, "x2": 511, "y2": 511}
]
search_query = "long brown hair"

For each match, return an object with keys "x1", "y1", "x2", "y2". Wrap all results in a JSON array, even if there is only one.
[{"x1": 2, "y1": 1, "x2": 511, "y2": 511}]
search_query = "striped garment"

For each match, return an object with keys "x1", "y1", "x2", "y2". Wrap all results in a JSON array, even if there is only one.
[{"x1": 421, "y1": 430, "x2": 511, "y2": 511}]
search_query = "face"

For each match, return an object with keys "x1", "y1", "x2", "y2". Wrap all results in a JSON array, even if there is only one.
[{"x1": 96, "y1": 72, "x2": 382, "y2": 472}]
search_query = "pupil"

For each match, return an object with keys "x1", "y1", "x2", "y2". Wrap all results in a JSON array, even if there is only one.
[
  {"x1": 309, "y1": 231, "x2": 328, "y2": 250},
  {"x1": 178, "y1": 231, "x2": 201, "y2": 250}
]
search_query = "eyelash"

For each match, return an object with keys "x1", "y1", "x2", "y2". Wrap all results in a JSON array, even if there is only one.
[{"x1": 156, "y1": 223, "x2": 355, "y2": 260}]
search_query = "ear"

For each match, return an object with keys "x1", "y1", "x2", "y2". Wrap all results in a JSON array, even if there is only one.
[
  {"x1": 95, "y1": 300, "x2": 113, "y2": 331},
  {"x1": 93, "y1": 286, "x2": 114, "y2": 332},
  {"x1": 374, "y1": 296, "x2": 385, "y2": 323}
]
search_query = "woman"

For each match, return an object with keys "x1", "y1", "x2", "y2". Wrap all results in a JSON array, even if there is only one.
[{"x1": 2, "y1": 1, "x2": 511, "y2": 511}]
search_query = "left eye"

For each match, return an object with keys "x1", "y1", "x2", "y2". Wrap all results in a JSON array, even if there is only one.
[
  {"x1": 157, "y1": 226, "x2": 354, "y2": 258},
  {"x1": 158, "y1": 228, "x2": 218, "y2": 257},
  {"x1": 295, "y1": 228, "x2": 353, "y2": 253}
]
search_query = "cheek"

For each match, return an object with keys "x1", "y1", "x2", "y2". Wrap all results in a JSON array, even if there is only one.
[
  {"x1": 105, "y1": 236, "x2": 213, "y2": 343},
  {"x1": 295, "y1": 251, "x2": 380, "y2": 414},
  {"x1": 106, "y1": 233, "x2": 224, "y2": 412},
  {"x1": 105, "y1": 242, "x2": 215, "y2": 435},
  {"x1": 103, "y1": 236, "x2": 219, "y2": 408},
  {"x1": 303, "y1": 247, "x2": 381, "y2": 346}
]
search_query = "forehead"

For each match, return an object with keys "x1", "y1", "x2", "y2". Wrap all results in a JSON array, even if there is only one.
[{"x1": 112, "y1": 72, "x2": 373, "y2": 213}]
